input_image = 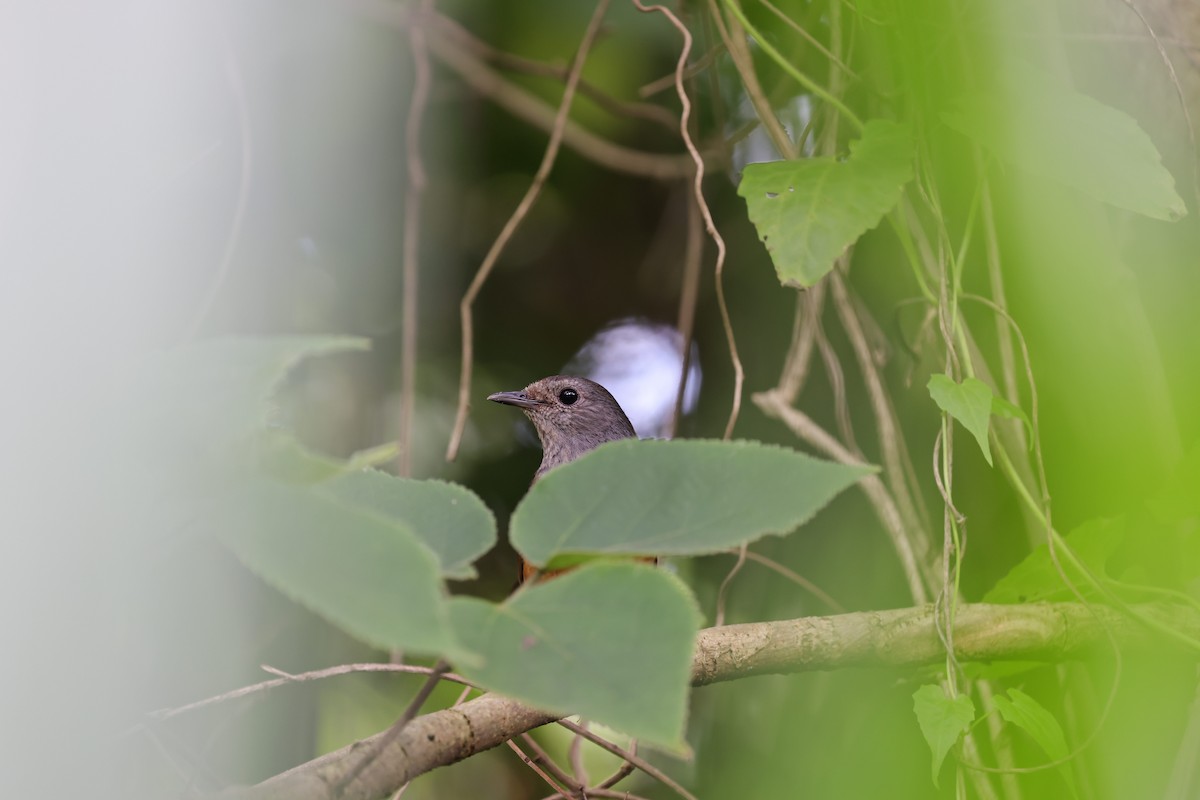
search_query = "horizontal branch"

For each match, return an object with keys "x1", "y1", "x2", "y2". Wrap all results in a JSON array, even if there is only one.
[
  {"x1": 340, "y1": 0, "x2": 706, "y2": 180},
  {"x1": 217, "y1": 602, "x2": 1198, "y2": 800}
]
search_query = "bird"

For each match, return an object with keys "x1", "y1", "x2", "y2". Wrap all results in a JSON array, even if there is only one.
[{"x1": 488, "y1": 375, "x2": 643, "y2": 583}]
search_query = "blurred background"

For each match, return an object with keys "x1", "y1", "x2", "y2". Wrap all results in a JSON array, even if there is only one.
[{"x1": 2, "y1": 0, "x2": 1198, "y2": 798}]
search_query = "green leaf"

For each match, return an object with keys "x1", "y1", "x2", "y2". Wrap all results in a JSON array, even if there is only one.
[
  {"x1": 738, "y1": 119, "x2": 913, "y2": 287},
  {"x1": 994, "y1": 689, "x2": 1076, "y2": 797},
  {"x1": 450, "y1": 562, "x2": 701, "y2": 750},
  {"x1": 912, "y1": 684, "x2": 975, "y2": 786},
  {"x1": 319, "y1": 470, "x2": 496, "y2": 580},
  {"x1": 928, "y1": 375, "x2": 997, "y2": 466},
  {"x1": 984, "y1": 517, "x2": 1125, "y2": 604},
  {"x1": 510, "y1": 439, "x2": 875, "y2": 568},
  {"x1": 147, "y1": 336, "x2": 369, "y2": 445},
  {"x1": 990, "y1": 395, "x2": 1033, "y2": 444},
  {"x1": 213, "y1": 476, "x2": 472, "y2": 662},
  {"x1": 943, "y1": 61, "x2": 1185, "y2": 222}
]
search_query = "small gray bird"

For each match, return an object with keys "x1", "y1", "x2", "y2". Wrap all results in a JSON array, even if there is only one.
[{"x1": 488, "y1": 375, "x2": 640, "y2": 582}]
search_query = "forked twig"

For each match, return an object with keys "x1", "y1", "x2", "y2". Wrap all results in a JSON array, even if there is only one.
[
  {"x1": 633, "y1": 0, "x2": 743, "y2": 439},
  {"x1": 557, "y1": 718, "x2": 698, "y2": 800},
  {"x1": 445, "y1": 0, "x2": 612, "y2": 461}
]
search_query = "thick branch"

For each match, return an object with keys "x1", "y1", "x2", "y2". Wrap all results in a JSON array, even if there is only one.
[{"x1": 218, "y1": 602, "x2": 1198, "y2": 800}]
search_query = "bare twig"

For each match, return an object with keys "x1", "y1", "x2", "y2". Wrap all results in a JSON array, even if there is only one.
[
  {"x1": 445, "y1": 0, "x2": 612, "y2": 461},
  {"x1": 758, "y1": 0, "x2": 860, "y2": 80},
  {"x1": 829, "y1": 270, "x2": 930, "y2": 580},
  {"x1": 777, "y1": 283, "x2": 824, "y2": 403},
  {"x1": 707, "y1": 0, "x2": 797, "y2": 159},
  {"x1": 147, "y1": 662, "x2": 475, "y2": 723},
  {"x1": 557, "y1": 718, "x2": 699, "y2": 800},
  {"x1": 752, "y1": 388, "x2": 930, "y2": 603},
  {"x1": 397, "y1": 0, "x2": 433, "y2": 479},
  {"x1": 333, "y1": 661, "x2": 451, "y2": 795},
  {"x1": 741, "y1": 549, "x2": 845, "y2": 613},
  {"x1": 184, "y1": 36, "x2": 252, "y2": 340},
  {"x1": 567, "y1": 723, "x2": 589, "y2": 785},
  {"x1": 714, "y1": 544, "x2": 748, "y2": 626},
  {"x1": 513, "y1": 732, "x2": 585, "y2": 796},
  {"x1": 507, "y1": 738, "x2": 575, "y2": 797},
  {"x1": 669, "y1": 189, "x2": 704, "y2": 438},
  {"x1": 431, "y1": 11, "x2": 680, "y2": 131},
  {"x1": 639, "y1": 44, "x2": 723, "y2": 97},
  {"x1": 219, "y1": 603, "x2": 1198, "y2": 800},
  {"x1": 633, "y1": 0, "x2": 743, "y2": 438}
]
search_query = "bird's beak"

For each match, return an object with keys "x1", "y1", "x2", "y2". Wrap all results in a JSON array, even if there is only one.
[{"x1": 487, "y1": 390, "x2": 543, "y2": 410}]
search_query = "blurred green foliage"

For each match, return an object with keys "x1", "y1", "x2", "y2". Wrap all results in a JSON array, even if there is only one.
[{"x1": 9, "y1": 0, "x2": 1200, "y2": 798}]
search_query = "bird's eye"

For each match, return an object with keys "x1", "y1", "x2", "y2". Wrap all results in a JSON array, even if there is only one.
[{"x1": 558, "y1": 388, "x2": 579, "y2": 405}]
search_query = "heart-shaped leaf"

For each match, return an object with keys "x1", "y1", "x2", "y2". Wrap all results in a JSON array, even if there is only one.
[
  {"x1": 450, "y1": 562, "x2": 701, "y2": 750},
  {"x1": 913, "y1": 684, "x2": 975, "y2": 786}
]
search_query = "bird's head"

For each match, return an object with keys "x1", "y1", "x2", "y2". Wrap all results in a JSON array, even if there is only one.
[{"x1": 488, "y1": 375, "x2": 636, "y2": 475}]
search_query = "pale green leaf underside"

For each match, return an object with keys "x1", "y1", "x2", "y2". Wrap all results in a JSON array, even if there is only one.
[
  {"x1": 320, "y1": 470, "x2": 496, "y2": 580},
  {"x1": 913, "y1": 684, "x2": 975, "y2": 786},
  {"x1": 214, "y1": 477, "x2": 471, "y2": 662},
  {"x1": 943, "y1": 61, "x2": 1185, "y2": 222},
  {"x1": 450, "y1": 562, "x2": 701, "y2": 750},
  {"x1": 148, "y1": 336, "x2": 369, "y2": 445},
  {"x1": 510, "y1": 439, "x2": 875, "y2": 568},
  {"x1": 738, "y1": 119, "x2": 913, "y2": 287}
]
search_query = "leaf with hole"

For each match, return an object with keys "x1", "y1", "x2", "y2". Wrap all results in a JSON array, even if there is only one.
[
  {"x1": 912, "y1": 684, "x2": 975, "y2": 786},
  {"x1": 450, "y1": 562, "x2": 701, "y2": 750},
  {"x1": 738, "y1": 119, "x2": 913, "y2": 287},
  {"x1": 510, "y1": 439, "x2": 874, "y2": 569}
]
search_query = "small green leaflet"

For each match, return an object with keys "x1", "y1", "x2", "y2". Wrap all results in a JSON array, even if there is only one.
[
  {"x1": 943, "y1": 61, "x2": 1185, "y2": 222},
  {"x1": 912, "y1": 684, "x2": 975, "y2": 786},
  {"x1": 993, "y1": 689, "x2": 1077, "y2": 797},
  {"x1": 450, "y1": 562, "x2": 702, "y2": 750},
  {"x1": 738, "y1": 119, "x2": 913, "y2": 287},
  {"x1": 927, "y1": 375, "x2": 1030, "y2": 467},
  {"x1": 510, "y1": 439, "x2": 875, "y2": 568}
]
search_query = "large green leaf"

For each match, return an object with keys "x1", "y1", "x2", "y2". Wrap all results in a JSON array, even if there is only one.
[
  {"x1": 994, "y1": 689, "x2": 1076, "y2": 797},
  {"x1": 738, "y1": 119, "x2": 913, "y2": 287},
  {"x1": 510, "y1": 439, "x2": 874, "y2": 569},
  {"x1": 943, "y1": 61, "x2": 1185, "y2": 222},
  {"x1": 213, "y1": 476, "x2": 472, "y2": 662},
  {"x1": 450, "y1": 562, "x2": 701, "y2": 750},
  {"x1": 912, "y1": 684, "x2": 975, "y2": 786},
  {"x1": 319, "y1": 470, "x2": 496, "y2": 580},
  {"x1": 984, "y1": 517, "x2": 1125, "y2": 604},
  {"x1": 146, "y1": 336, "x2": 369, "y2": 445}
]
